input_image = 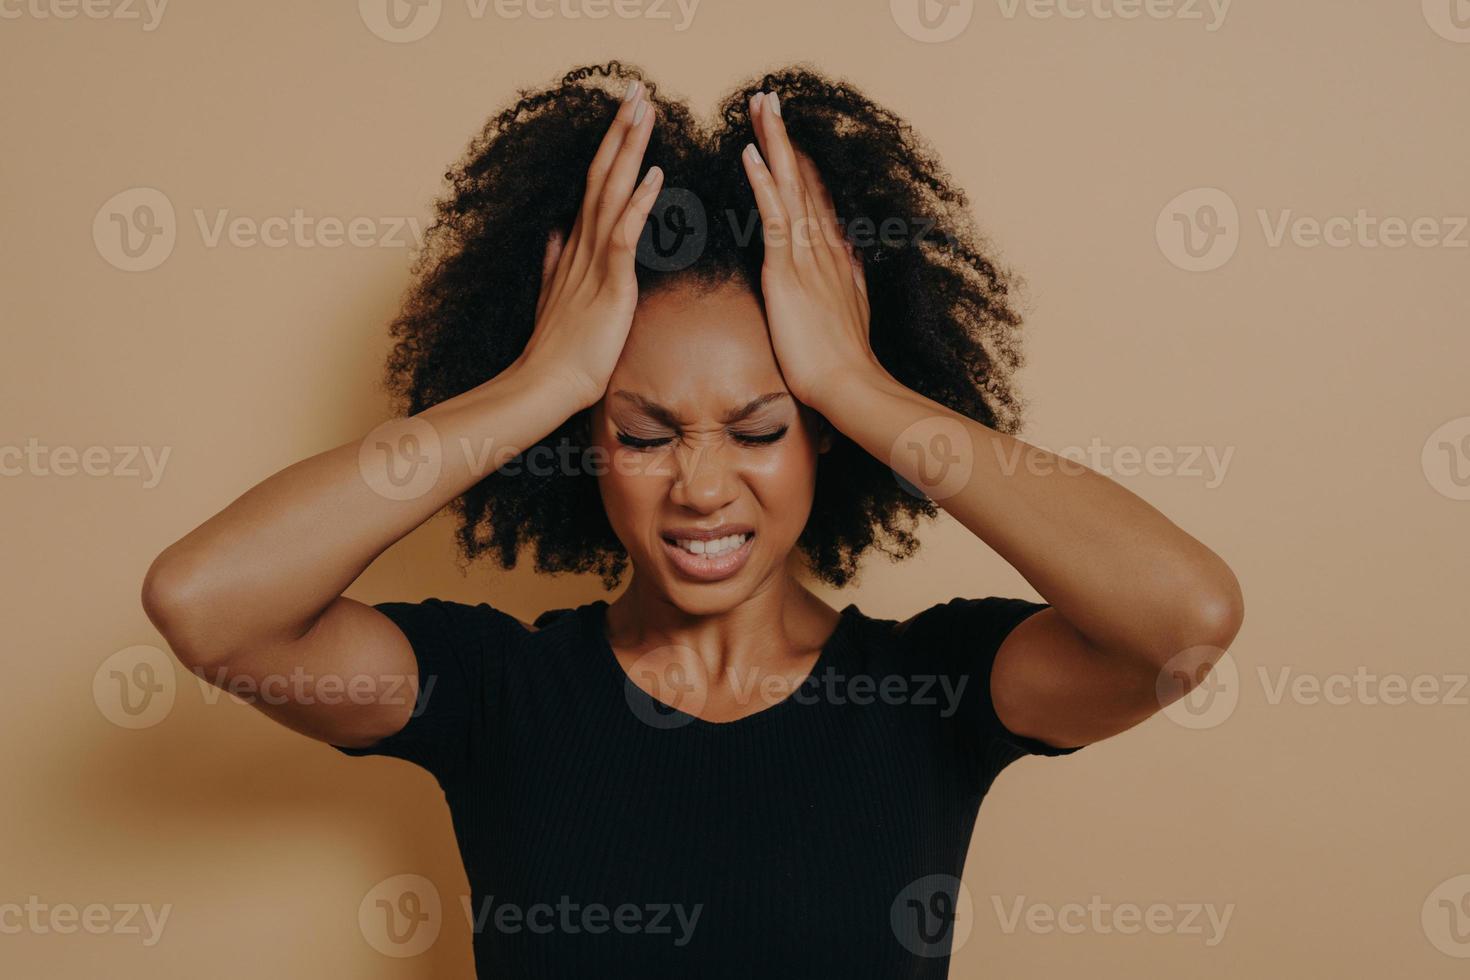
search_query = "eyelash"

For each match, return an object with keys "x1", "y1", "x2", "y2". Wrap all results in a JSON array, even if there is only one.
[{"x1": 616, "y1": 426, "x2": 789, "y2": 450}]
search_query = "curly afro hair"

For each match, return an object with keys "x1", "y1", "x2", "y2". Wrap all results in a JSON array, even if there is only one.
[{"x1": 385, "y1": 61, "x2": 1032, "y2": 591}]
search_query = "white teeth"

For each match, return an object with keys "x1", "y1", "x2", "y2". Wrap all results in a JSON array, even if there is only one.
[{"x1": 672, "y1": 533, "x2": 749, "y2": 557}]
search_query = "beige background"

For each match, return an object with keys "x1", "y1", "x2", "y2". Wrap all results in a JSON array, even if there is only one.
[{"x1": 3, "y1": 0, "x2": 1468, "y2": 976}]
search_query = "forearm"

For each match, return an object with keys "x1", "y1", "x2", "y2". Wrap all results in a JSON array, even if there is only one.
[
  {"x1": 142, "y1": 364, "x2": 580, "y2": 663},
  {"x1": 811, "y1": 369, "x2": 1243, "y2": 666}
]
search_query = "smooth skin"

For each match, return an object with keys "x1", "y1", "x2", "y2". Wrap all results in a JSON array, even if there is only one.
[
  {"x1": 734, "y1": 91, "x2": 1243, "y2": 744},
  {"x1": 142, "y1": 81, "x2": 1243, "y2": 751}
]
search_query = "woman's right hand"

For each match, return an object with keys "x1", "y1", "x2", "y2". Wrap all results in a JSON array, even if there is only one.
[
  {"x1": 512, "y1": 79, "x2": 664, "y2": 412},
  {"x1": 140, "y1": 79, "x2": 664, "y2": 756}
]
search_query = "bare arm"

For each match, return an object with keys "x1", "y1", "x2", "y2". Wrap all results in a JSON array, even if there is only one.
[
  {"x1": 141, "y1": 371, "x2": 583, "y2": 746},
  {"x1": 741, "y1": 90, "x2": 1243, "y2": 751},
  {"x1": 142, "y1": 80, "x2": 664, "y2": 748},
  {"x1": 807, "y1": 374, "x2": 1243, "y2": 749}
]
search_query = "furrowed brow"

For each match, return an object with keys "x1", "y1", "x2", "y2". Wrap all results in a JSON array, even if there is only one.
[
  {"x1": 610, "y1": 391, "x2": 687, "y2": 427},
  {"x1": 610, "y1": 390, "x2": 790, "y2": 427},
  {"x1": 719, "y1": 392, "x2": 791, "y2": 424}
]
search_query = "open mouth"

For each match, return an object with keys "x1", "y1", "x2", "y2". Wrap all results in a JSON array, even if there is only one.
[
  {"x1": 663, "y1": 532, "x2": 753, "y2": 557},
  {"x1": 659, "y1": 531, "x2": 756, "y2": 581}
]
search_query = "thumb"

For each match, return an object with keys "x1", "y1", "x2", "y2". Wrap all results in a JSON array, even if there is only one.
[
  {"x1": 536, "y1": 228, "x2": 566, "y2": 316},
  {"x1": 844, "y1": 237, "x2": 866, "y2": 293}
]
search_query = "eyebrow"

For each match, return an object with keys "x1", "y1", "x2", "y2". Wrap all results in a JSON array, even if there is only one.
[{"x1": 610, "y1": 390, "x2": 791, "y2": 427}]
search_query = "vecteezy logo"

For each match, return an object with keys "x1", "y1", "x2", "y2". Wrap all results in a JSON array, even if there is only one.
[
  {"x1": 1423, "y1": 875, "x2": 1470, "y2": 957},
  {"x1": 622, "y1": 645, "x2": 709, "y2": 730},
  {"x1": 1156, "y1": 187, "x2": 1240, "y2": 272},
  {"x1": 359, "y1": 0, "x2": 442, "y2": 42},
  {"x1": 890, "y1": 0, "x2": 974, "y2": 42},
  {"x1": 93, "y1": 187, "x2": 176, "y2": 272},
  {"x1": 889, "y1": 416, "x2": 974, "y2": 501},
  {"x1": 359, "y1": 874, "x2": 442, "y2": 957},
  {"x1": 637, "y1": 187, "x2": 707, "y2": 272},
  {"x1": 1157, "y1": 647, "x2": 1238, "y2": 730},
  {"x1": 93, "y1": 645, "x2": 176, "y2": 729},
  {"x1": 1423, "y1": 0, "x2": 1470, "y2": 43},
  {"x1": 357, "y1": 417, "x2": 443, "y2": 501},
  {"x1": 890, "y1": 874, "x2": 974, "y2": 957},
  {"x1": 1421, "y1": 416, "x2": 1470, "y2": 501}
]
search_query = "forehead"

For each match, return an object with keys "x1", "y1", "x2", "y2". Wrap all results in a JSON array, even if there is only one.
[{"x1": 608, "y1": 279, "x2": 786, "y2": 414}]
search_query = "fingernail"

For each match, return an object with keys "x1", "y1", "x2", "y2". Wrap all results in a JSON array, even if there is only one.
[
  {"x1": 633, "y1": 99, "x2": 647, "y2": 124},
  {"x1": 624, "y1": 79, "x2": 640, "y2": 102},
  {"x1": 744, "y1": 142, "x2": 758, "y2": 161},
  {"x1": 769, "y1": 92, "x2": 781, "y2": 117}
]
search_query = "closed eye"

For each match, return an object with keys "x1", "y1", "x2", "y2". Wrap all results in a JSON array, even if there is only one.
[
  {"x1": 615, "y1": 425, "x2": 789, "y2": 450},
  {"x1": 616, "y1": 432, "x2": 673, "y2": 450},
  {"x1": 733, "y1": 425, "x2": 788, "y2": 446}
]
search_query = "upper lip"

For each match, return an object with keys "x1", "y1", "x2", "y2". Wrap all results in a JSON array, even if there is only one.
[{"x1": 661, "y1": 523, "x2": 755, "y2": 542}]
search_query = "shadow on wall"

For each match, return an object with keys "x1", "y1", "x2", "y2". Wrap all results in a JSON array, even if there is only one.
[{"x1": 91, "y1": 299, "x2": 618, "y2": 976}]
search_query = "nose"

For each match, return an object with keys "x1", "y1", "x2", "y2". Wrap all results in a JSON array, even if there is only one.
[{"x1": 667, "y1": 440, "x2": 740, "y2": 514}]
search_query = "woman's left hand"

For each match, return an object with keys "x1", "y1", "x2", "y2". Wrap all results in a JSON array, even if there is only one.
[
  {"x1": 742, "y1": 91, "x2": 884, "y2": 412},
  {"x1": 743, "y1": 97, "x2": 1242, "y2": 758}
]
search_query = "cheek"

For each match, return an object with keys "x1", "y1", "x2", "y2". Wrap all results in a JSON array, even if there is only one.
[
  {"x1": 744, "y1": 436, "x2": 820, "y2": 516},
  {"x1": 594, "y1": 447, "x2": 670, "y2": 538}
]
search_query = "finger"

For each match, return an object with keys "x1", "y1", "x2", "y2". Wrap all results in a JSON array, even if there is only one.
[
  {"x1": 541, "y1": 228, "x2": 565, "y2": 287},
  {"x1": 792, "y1": 151, "x2": 840, "y2": 273},
  {"x1": 608, "y1": 165, "x2": 664, "y2": 282},
  {"x1": 581, "y1": 79, "x2": 646, "y2": 223},
  {"x1": 750, "y1": 91, "x2": 811, "y2": 248},
  {"x1": 794, "y1": 151, "x2": 846, "y2": 259},
  {"x1": 535, "y1": 227, "x2": 565, "y2": 317},
  {"x1": 594, "y1": 95, "x2": 656, "y2": 239},
  {"x1": 845, "y1": 236, "x2": 867, "y2": 294},
  {"x1": 741, "y1": 142, "x2": 793, "y2": 270}
]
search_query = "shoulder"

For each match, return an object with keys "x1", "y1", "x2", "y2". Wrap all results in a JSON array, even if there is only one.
[
  {"x1": 375, "y1": 596, "x2": 602, "y2": 626},
  {"x1": 369, "y1": 597, "x2": 604, "y2": 691},
  {"x1": 848, "y1": 595, "x2": 1047, "y2": 641},
  {"x1": 375, "y1": 596, "x2": 533, "y2": 631},
  {"x1": 859, "y1": 596, "x2": 1080, "y2": 762},
  {"x1": 843, "y1": 595, "x2": 1049, "y2": 669},
  {"x1": 895, "y1": 595, "x2": 1047, "y2": 635},
  {"x1": 373, "y1": 599, "x2": 608, "y2": 658}
]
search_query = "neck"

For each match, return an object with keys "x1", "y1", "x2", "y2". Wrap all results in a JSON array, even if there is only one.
[{"x1": 606, "y1": 567, "x2": 834, "y2": 677}]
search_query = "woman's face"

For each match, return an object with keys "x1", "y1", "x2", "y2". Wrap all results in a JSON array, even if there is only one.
[{"x1": 590, "y1": 278, "x2": 830, "y2": 614}]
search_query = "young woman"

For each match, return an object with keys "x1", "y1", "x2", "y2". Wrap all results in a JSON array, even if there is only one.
[{"x1": 141, "y1": 63, "x2": 1243, "y2": 978}]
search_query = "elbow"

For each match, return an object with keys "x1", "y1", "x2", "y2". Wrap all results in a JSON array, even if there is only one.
[
  {"x1": 1132, "y1": 557, "x2": 1245, "y2": 676},
  {"x1": 1175, "y1": 559, "x2": 1245, "y2": 661},
  {"x1": 1199, "y1": 563, "x2": 1245, "y2": 648},
  {"x1": 140, "y1": 548, "x2": 185, "y2": 634},
  {"x1": 140, "y1": 547, "x2": 216, "y2": 668},
  {"x1": 1131, "y1": 567, "x2": 1244, "y2": 716}
]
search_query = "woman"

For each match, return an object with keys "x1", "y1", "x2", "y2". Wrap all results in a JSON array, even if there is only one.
[{"x1": 141, "y1": 63, "x2": 1243, "y2": 977}]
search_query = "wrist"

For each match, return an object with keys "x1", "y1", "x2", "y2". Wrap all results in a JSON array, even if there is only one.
[
  {"x1": 467, "y1": 361, "x2": 591, "y2": 431},
  {"x1": 494, "y1": 356, "x2": 600, "y2": 415},
  {"x1": 801, "y1": 358, "x2": 901, "y2": 418}
]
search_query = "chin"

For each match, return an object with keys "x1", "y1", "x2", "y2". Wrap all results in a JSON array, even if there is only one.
[{"x1": 654, "y1": 571, "x2": 752, "y2": 614}]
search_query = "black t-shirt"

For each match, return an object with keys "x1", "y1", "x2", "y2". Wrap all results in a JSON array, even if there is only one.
[{"x1": 334, "y1": 595, "x2": 1081, "y2": 978}]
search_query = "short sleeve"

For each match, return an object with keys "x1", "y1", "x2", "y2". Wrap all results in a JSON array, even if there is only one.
[
  {"x1": 896, "y1": 596, "x2": 1082, "y2": 786},
  {"x1": 331, "y1": 598, "x2": 517, "y2": 787}
]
